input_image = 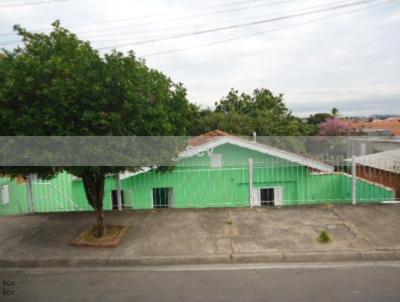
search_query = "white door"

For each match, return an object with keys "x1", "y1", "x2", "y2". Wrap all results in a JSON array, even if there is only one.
[
  {"x1": 273, "y1": 187, "x2": 284, "y2": 206},
  {"x1": 252, "y1": 189, "x2": 261, "y2": 206}
]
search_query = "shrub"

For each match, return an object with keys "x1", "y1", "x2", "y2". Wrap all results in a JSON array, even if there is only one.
[{"x1": 318, "y1": 230, "x2": 331, "y2": 243}]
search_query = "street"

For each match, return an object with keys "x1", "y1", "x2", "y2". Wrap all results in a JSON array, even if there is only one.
[{"x1": 1, "y1": 262, "x2": 400, "y2": 302}]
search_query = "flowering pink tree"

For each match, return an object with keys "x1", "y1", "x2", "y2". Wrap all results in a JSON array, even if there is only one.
[{"x1": 318, "y1": 118, "x2": 351, "y2": 136}]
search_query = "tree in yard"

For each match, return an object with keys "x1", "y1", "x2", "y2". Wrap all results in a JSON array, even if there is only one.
[
  {"x1": 190, "y1": 88, "x2": 314, "y2": 136},
  {"x1": 318, "y1": 118, "x2": 351, "y2": 136},
  {"x1": 0, "y1": 21, "x2": 191, "y2": 237}
]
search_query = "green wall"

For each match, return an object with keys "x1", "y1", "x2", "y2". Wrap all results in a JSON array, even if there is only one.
[
  {"x1": 119, "y1": 144, "x2": 395, "y2": 209},
  {"x1": 71, "y1": 175, "x2": 116, "y2": 211},
  {"x1": 0, "y1": 177, "x2": 29, "y2": 216},
  {"x1": 0, "y1": 143, "x2": 395, "y2": 215}
]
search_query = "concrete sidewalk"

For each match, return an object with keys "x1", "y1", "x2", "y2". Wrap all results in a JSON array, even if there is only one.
[{"x1": 1, "y1": 204, "x2": 400, "y2": 267}]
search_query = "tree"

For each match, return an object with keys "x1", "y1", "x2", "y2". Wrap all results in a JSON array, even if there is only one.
[
  {"x1": 306, "y1": 113, "x2": 333, "y2": 126},
  {"x1": 191, "y1": 88, "x2": 313, "y2": 136},
  {"x1": 0, "y1": 22, "x2": 191, "y2": 237},
  {"x1": 318, "y1": 118, "x2": 351, "y2": 136},
  {"x1": 331, "y1": 107, "x2": 340, "y2": 117}
]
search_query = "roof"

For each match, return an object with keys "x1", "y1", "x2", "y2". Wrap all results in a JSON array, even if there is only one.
[
  {"x1": 345, "y1": 148, "x2": 400, "y2": 173},
  {"x1": 188, "y1": 130, "x2": 230, "y2": 147},
  {"x1": 343, "y1": 119, "x2": 400, "y2": 135},
  {"x1": 182, "y1": 131, "x2": 334, "y2": 172}
]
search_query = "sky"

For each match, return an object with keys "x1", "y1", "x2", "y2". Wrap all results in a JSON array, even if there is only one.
[{"x1": 0, "y1": 0, "x2": 399, "y2": 117}]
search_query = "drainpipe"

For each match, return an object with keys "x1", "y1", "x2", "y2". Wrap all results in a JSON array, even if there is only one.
[{"x1": 249, "y1": 158, "x2": 254, "y2": 207}]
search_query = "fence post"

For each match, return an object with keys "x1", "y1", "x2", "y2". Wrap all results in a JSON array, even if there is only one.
[
  {"x1": 26, "y1": 174, "x2": 34, "y2": 212},
  {"x1": 352, "y1": 155, "x2": 357, "y2": 205},
  {"x1": 116, "y1": 173, "x2": 123, "y2": 211},
  {"x1": 249, "y1": 158, "x2": 253, "y2": 207}
]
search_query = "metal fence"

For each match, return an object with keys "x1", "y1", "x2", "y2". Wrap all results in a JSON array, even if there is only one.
[{"x1": 0, "y1": 156, "x2": 398, "y2": 216}]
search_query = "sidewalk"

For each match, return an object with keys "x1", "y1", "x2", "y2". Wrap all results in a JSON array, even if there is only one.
[{"x1": 1, "y1": 204, "x2": 400, "y2": 267}]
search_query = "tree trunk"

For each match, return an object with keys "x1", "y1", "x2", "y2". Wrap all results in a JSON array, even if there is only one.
[
  {"x1": 82, "y1": 174, "x2": 106, "y2": 238},
  {"x1": 94, "y1": 207, "x2": 105, "y2": 238}
]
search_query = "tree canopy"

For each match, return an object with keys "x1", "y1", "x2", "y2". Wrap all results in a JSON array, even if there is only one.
[
  {"x1": 189, "y1": 88, "x2": 315, "y2": 136},
  {"x1": 0, "y1": 21, "x2": 192, "y2": 236}
]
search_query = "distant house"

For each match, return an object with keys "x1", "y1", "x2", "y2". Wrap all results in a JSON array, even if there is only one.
[
  {"x1": 343, "y1": 119, "x2": 400, "y2": 136},
  {"x1": 0, "y1": 131, "x2": 396, "y2": 215},
  {"x1": 349, "y1": 137, "x2": 400, "y2": 157},
  {"x1": 346, "y1": 149, "x2": 400, "y2": 200}
]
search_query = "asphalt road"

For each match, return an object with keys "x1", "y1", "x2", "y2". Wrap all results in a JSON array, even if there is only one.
[{"x1": 1, "y1": 262, "x2": 400, "y2": 302}]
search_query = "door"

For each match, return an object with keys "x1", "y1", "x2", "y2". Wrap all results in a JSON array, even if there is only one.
[
  {"x1": 111, "y1": 190, "x2": 125, "y2": 210},
  {"x1": 273, "y1": 187, "x2": 284, "y2": 206},
  {"x1": 260, "y1": 188, "x2": 275, "y2": 206},
  {"x1": 253, "y1": 187, "x2": 284, "y2": 206}
]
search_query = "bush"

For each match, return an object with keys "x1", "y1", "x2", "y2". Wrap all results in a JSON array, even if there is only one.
[{"x1": 318, "y1": 230, "x2": 331, "y2": 243}]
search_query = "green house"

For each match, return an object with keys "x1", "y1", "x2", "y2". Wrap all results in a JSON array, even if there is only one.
[{"x1": 0, "y1": 133, "x2": 395, "y2": 215}]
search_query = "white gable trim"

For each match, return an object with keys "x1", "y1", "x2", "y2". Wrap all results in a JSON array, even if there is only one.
[{"x1": 180, "y1": 136, "x2": 333, "y2": 172}]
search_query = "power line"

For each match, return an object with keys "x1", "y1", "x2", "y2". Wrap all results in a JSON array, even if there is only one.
[
  {"x1": 0, "y1": 0, "x2": 348, "y2": 44},
  {"x1": 0, "y1": 0, "x2": 346, "y2": 47},
  {"x1": 83, "y1": 0, "x2": 361, "y2": 43},
  {"x1": 76, "y1": 0, "x2": 297, "y2": 36},
  {"x1": 70, "y1": 0, "x2": 287, "y2": 27},
  {"x1": 0, "y1": 0, "x2": 291, "y2": 37},
  {"x1": 96, "y1": 0, "x2": 381, "y2": 50},
  {"x1": 141, "y1": 0, "x2": 394, "y2": 57},
  {"x1": 78, "y1": 0, "x2": 353, "y2": 40},
  {"x1": 0, "y1": 0, "x2": 67, "y2": 8}
]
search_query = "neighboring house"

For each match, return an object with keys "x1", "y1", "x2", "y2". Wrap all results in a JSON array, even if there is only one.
[
  {"x1": 350, "y1": 137, "x2": 400, "y2": 156},
  {"x1": 0, "y1": 131, "x2": 395, "y2": 215},
  {"x1": 345, "y1": 149, "x2": 400, "y2": 199},
  {"x1": 343, "y1": 119, "x2": 400, "y2": 136}
]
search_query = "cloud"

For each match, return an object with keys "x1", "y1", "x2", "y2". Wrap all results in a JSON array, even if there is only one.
[
  {"x1": 289, "y1": 93, "x2": 400, "y2": 116},
  {"x1": 0, "y1": 0, "x2": 399, "y2": 117}
]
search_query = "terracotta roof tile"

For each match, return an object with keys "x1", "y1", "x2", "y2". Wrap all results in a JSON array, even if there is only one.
[{"x1": 189, "y1": 130, "x2": 230, "y2": 146}]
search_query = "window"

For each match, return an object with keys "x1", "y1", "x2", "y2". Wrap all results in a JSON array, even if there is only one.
[
  {"x1": 1, "y1": 185, "x2": 10, "y2": 205},
  {"x1": 153, "y1": 188, "x2": 173, "y2": 208},
  {"x1": 111, "y1": 190, "x2": 125, "y2": 210},
  {"x1": 260, "y1": 188, "x2": 274, "y2": 206},
  {"x1": 210, "y1": 153, "x2": 222, "y2": 168}
]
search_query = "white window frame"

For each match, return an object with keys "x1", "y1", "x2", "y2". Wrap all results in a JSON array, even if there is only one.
[{"x1": 252, "y1": 187, "x2": 284, "y2": 206}]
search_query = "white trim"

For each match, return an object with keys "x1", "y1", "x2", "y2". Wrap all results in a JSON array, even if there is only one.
[
  {"x1": 340, "y1": 172, "x2": 395, "y2": 192},
  {"x1": 119, "y1": 168, "x2": 152, "y2": 180},
  {"x1": 180, "y1": 136, "x2": 333, "y2": 172}
]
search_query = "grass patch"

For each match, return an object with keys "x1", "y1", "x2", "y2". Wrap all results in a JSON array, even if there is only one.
[
  {"x1": 318, "y1": 230, "x2": 331, "y2": 244},
  {"x1": 225, "y1": 219, "x2": 233, "y2": 225},
  {"x1": 82, "y1": 225, "x2": 124, "y2": 242},
  {"x1": 70, "y1": 225, "x2": 128, "y2": 247}
]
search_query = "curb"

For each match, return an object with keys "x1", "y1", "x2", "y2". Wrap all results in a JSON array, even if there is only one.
[{"x1": 1, "y1": 250, "x2": 400, "y2": 268}]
